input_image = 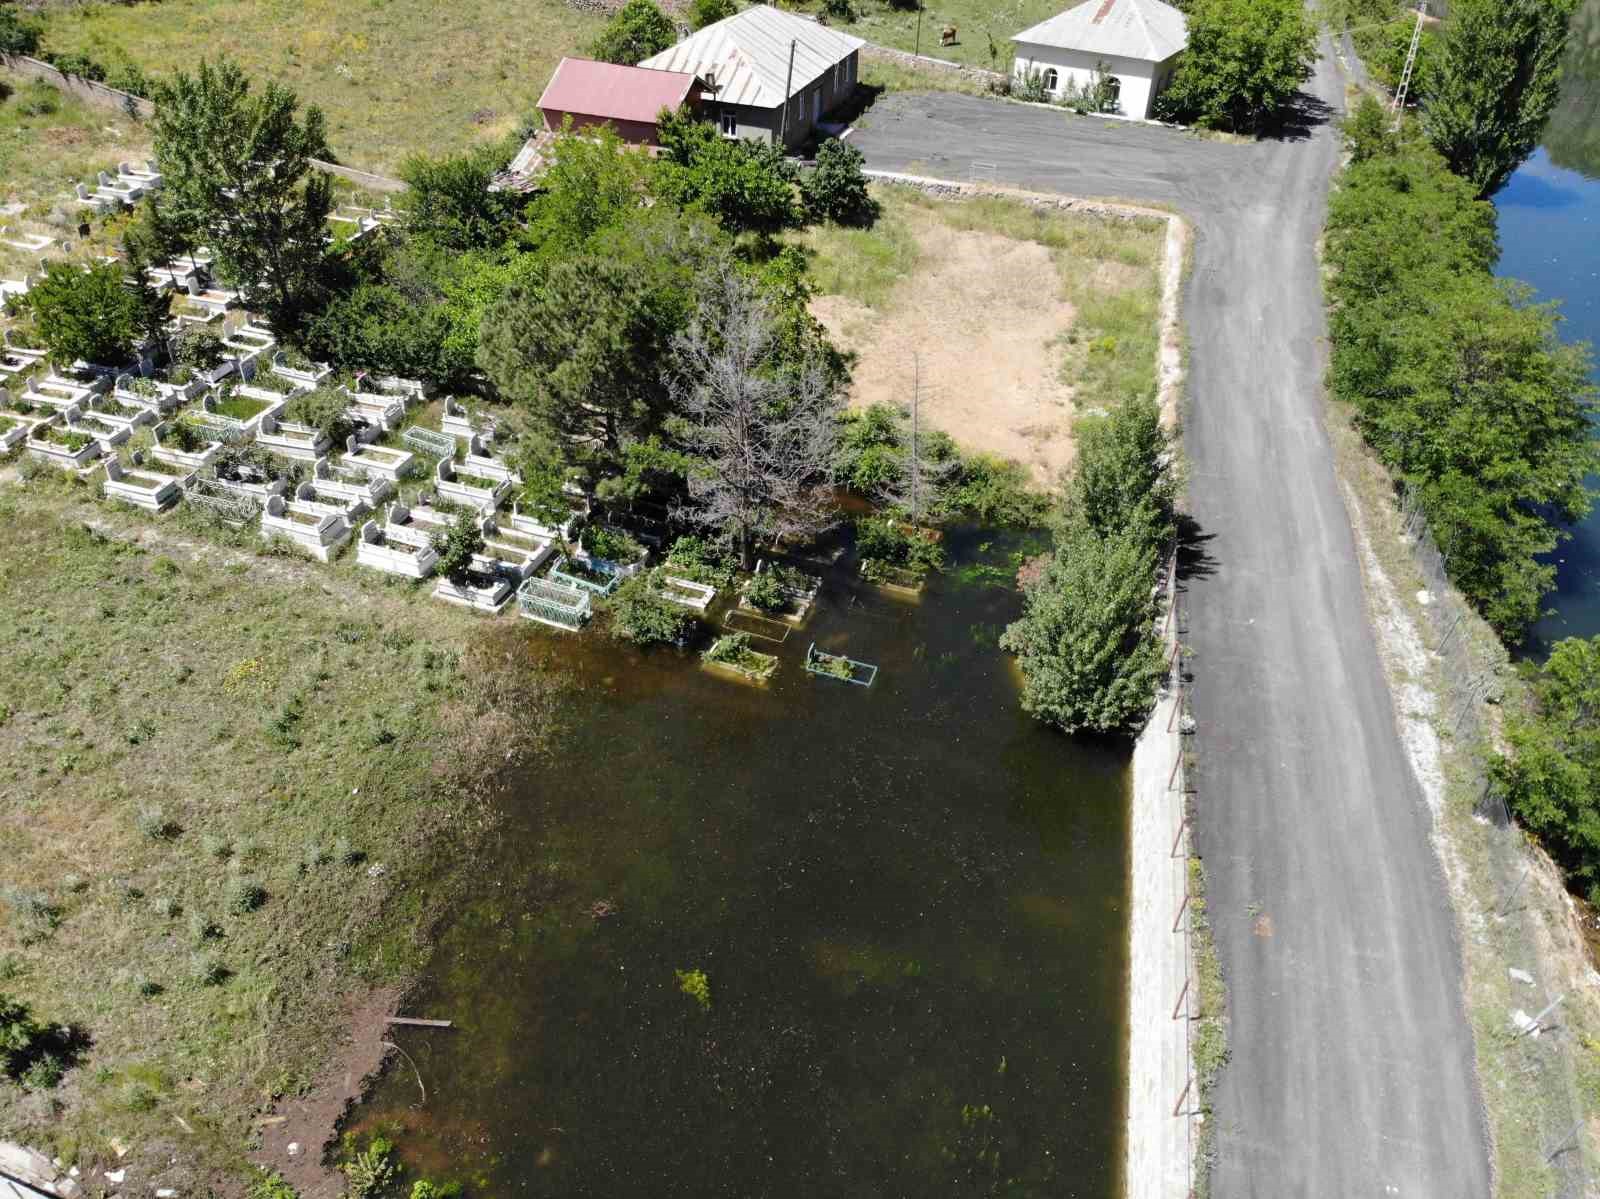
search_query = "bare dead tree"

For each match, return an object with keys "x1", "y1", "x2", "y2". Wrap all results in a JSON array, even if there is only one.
[
  {"x1": 881, "y1": 351, "x2": 957, "y2": 527},
  {"x1": 670, "y1": 267, "x2": 843, "y2": 569}
]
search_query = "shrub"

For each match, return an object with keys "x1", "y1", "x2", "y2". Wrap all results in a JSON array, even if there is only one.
[
  {"x1": 14, "y1": 81, "x2": 58, "y2": 118},
  {"x1": 943, "y1": 453, "x2": 1047, "y2": 526},
  {"x1": 744, "y1": 569, "x2": 786, "y2": 613},
  {"x1": 0, "y1": 9, "x2": 42, "y2": 55},
  {"x1": 189, "y1": 954, "x2": 228, "y2": 987},
  {"x1": 2, "y1": 888, "x2": 61, "y2": 945},
  {"x1": 430, "y1": 512, "x2": 485, "y2": 588},
  {"x1": 173, "y1": 325, "x2": 227, "y2": 371},
  {"x1": 343, "y1": 1137, "x2": 399, "y2": 1199},
  {"x1": 1154, "y1": 0, "x2": 1318, "y2": 133},
  {"x1": 133, "y1": 974, "x2": 163, "y2": 998},
  {"x1": 580, "y1": 524, "x2": 645, "y2": 564},
  {"x1": 151, "y1": 894, "x2": 182, "y2": 919},
  {"x1": 228, "y1": 878, "x2": 266, "y2": 915},
  {"x1": 202, "y1": 833, "x2": 233, "y2": 860},
  {"x1": 801, "y1": 139, "x2": 879, "y2": 228},
  {"x1": 675, "y1": 967, "x2": 712, "y2": 1010},
  {"x1": 136, "y1": 803, "x2": 179, "y2": 840},
  {"x1": 664, "y1": 535, "x2": 736, "y2": 588},
  {"x1": 689, "y1": 0, "x2": 737, "y2": 29},
  {"x1": 856, "y1": 516, "x2": 945, "y2": 572},
  {"x1": 249, "y1": 1170, "x2": 300, "y2": 1199},
  {"x1": 188, "y1": 912, "x2": 223, "y2": 943},
  {"x1": 283, "y1": 385, "x2": 356, "y2": 445},
  {"x1": 610, "y1": 574, "x2": 694, "y2": 646},
  {"x1": 0, "y1": 994, "x2": 83, "y2": 1089}
]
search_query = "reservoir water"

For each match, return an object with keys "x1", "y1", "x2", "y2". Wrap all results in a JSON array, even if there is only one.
[
  {"x1": 358, "y1": 528, "x2": 1131, "y2": 1197},
  {"x1": 1493, "y1": 0, "x2": 1600, "y2": 652}
]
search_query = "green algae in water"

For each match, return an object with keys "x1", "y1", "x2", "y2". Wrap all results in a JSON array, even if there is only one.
[{"x1": 363, "y1": 527, "x2": 1129, "y2": 1198}]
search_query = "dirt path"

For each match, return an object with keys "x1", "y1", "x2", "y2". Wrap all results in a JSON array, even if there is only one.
[{"x1": 809, "y1": 208, "x2": 1080, "y2": 484}]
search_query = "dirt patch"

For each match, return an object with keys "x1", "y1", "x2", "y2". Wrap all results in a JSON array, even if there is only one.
[
  {"x1": 810, "y1": 211, "x2": 1078, "y2": 484},
  {"x1": 41, "y1": 126, "x2": 90, "y2": 147},
  {"x1": 256, "y1": 986, "x2": 402, "y2": 1197}
]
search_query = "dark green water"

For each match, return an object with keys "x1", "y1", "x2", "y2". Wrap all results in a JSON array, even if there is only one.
[{"x1": 359, "y1": 527, "x2": 1130, "y2": 1197}]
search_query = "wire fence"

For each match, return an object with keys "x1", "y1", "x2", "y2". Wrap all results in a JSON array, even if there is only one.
[{"x1": 1400, "y1": 487, "x2": 1593, "y2": 1196}]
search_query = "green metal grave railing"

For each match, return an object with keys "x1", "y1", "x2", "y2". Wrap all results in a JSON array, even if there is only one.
[
  {"x1": 805, "y1": 642, "x2": 878, "y2": 687},
  {"x1": 402, "y1": 425, "x2": 456, "y2": 457},
  {"x1": 517, "y1": 575, "x2": 592, "y2": 631}
]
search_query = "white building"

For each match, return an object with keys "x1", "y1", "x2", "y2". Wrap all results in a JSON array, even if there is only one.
[{"x1": 1011, "y1": 0, "x2": 1188, "y2": 120}]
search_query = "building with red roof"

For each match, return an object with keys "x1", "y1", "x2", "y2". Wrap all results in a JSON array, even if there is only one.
[{"x1": 537, "y1": 57, "x2": 708, "y2": 146}]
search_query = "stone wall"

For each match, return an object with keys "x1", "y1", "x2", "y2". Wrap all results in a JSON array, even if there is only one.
[
  {"x1": 0, "y1": 53, "x2": 154, "y2": 119},
  {"x1": 861, "y1": 43, "x2": 1003, "y2": 86}
]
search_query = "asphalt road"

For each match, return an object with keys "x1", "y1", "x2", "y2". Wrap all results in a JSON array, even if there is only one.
[{"x1": 850, "y1": 53, "x2": 1491, "y2": 1199}]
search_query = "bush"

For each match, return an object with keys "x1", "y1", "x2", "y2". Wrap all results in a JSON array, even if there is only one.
[
  {"x1": 189, "y1": 953, "x2": 228, "y2": 987},
  {"x1": 228, "y1": 878, "x2": 266, "y2": 915},
  {"x1": 588, "y1": 0, "x2": 675, "y2": 65},
  {"x1": 283, "y1": 385, "x2": 356, "y2": 445},
  {"x1": 0, "y1": 994, "x2": 84, "y2": 1089},
  {"x1": 1154, "y1": 0, "x2": 1318, "y2": 132},
  {"x1": 430, "y1": 512, "x2": 485, "y2": 587},
  {"x1": 1494, "y1": 637, "x2": 1600, "y2": 901},
  {"x1": 173, "y1": 325, "x2": 227, "y2": 371},
  {"x1": 942, "y1": 453, "x2": 1047, "y2": 526},
  {"x1": 744, "y1": 568, "x2": 786, "y2": 613},
  {"x1": 689, "y1": 0, "x2": 737, "y2": 28},
  {"x1": 801, "y1": 139, "x2": 878, "y2": 228},
  {"x1": 135, "y1": 803, "x2": 179, "y2": 840},
  {"x1": 0, "y1": 9, "x2": 42, "y2": 56},
  {"x1": 856, "y1": 516, "x2": 946, "y2": 572},
  {"x1": 664, "y1": 535, "x2": 736, "y2": 589},
  {"x1": 343, "y1": 1137, "x2": 399, "y2": 1199},
  {"x1": 46, "y1": 52, "x2": 107, "y2": 83},
  {"x1": 610, "y1": 574, "x2": 694, "y2": 645},
  {"x1": 675, "y1": 967, "x2": 712, "y2": 1010},
  {"x1": 14, "y1": 81, "x2": 58, "y2": 117}
]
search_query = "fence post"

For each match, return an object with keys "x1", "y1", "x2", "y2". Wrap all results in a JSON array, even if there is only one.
[
  {"x1": 1172, "y1": 976, "x2": 1190, "y2": 1021},
  {"x1": 1172, "y1": 892, "x2": 1190, "y2": 934},
  {"x1": 1171, "y1": 813, "x2": 1189, "y2": 859},
  {"x1": 1172, "y1": 1076, "x2": 1192, "y2": 1118}
]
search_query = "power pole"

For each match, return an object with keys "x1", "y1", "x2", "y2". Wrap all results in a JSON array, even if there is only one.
[
  {"x1": 1390, "y1": 1, "x2": 1427, "y2": 130},
  {"x1": 915, "y1": 2, "x2": 924, "y2": 59},
  {"x1": 779, "y1": 38, "x2": 797, "y2": 146}
]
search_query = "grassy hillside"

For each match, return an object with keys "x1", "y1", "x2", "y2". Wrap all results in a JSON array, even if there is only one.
[{"x1": 33, "y1": 0, "x2": 605, "y2": 173}]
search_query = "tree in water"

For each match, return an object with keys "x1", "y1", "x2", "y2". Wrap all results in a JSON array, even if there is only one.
[
  {"x1": 1422, "y1": 0, "x2": 1580, "y2": 198},
  {"x1": 669, "y1": 267, "x2": 843, "y2": 569},
  {"x1": 152, "y1": 58, "x2": 332, "y2": 333}
]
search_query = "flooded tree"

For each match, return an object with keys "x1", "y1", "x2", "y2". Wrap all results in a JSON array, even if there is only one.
[{"x1": 669, "y1": 267, "x2": 843, "y2": 570}]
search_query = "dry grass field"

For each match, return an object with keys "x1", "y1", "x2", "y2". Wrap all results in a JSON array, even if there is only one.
[
  {"x1": 801, "y1": 186, "x2": 1166, "y2": 484},
  {"x1": 32, "y1": 0, "x2": 605, "y2": 173}
]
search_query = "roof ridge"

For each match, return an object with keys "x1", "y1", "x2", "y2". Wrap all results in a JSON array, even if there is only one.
[{"x1": 1124, "y1": 0, "x2": 1158, "y2": 59}]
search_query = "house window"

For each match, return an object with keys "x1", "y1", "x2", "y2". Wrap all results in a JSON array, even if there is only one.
[
  {"x1": 813, "y1": 89, "x2": 821, "y2": 123},
  {"x1": 720, "y1": 111, "x2": 738, "y2": 138},
  {"x1": 1042, "y1": 67, "x2": 1059, "y2": 93},
  {"x1": 1105, "y1": 75, "x2": 1121, "y2": 111}
]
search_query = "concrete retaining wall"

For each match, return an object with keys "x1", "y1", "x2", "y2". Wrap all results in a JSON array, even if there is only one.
[{"x1": 0, "y1": 53, "x2": 154, "y2": 119}]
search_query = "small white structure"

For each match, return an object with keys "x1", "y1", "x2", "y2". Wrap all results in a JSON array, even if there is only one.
[
  {"x1": 356, "y1": 519, "x2": 439, "y2": 579},
  {"x1": 256, "y1": 413, "x2": 332, "y2": 461},
  {"x1": 103, "y1": 457, "x2": 181, "y2": 510},
  {"x1": 340, "y1": 434, "x2": 415, "y2": 482},
  {"x1": 1012, "y1": 0, "x2": 1187, "y2": 120},
  {"x1": 433, "y1": 571, "x2": 512, "y2": 613},
  {"x1": 312, "y1": 455, "x2": 394, "y2": 509},
  {"x1": 434, "y1": 456, "x2": 510, "y2": 513},
  {"x1": 261, "y1": 493, "x2": 352, "y2": 561}
]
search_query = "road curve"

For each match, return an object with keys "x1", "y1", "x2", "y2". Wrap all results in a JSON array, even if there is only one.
[{"x1": 848, "y1": 49, "x2": 1490, "y2": 1199}]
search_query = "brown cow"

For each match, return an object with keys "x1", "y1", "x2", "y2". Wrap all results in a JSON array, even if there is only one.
[{"x1": 941, "y1": 24, "x2": 957, "y2": 46}]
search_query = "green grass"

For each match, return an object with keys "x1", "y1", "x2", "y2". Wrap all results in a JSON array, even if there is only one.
[
  {"x1": 0, "y1": 72, "x2": 151, "y2": 266},
  {"x1": 795, "y1": 201, "x2": 921, "y2": 308},
  {"x1": 211, "y1": 392, "x2": 272, "y2": 422},
  {"x1": 800, "y1": 0, "x2": 1058, "y2": 73},
  {"x1": 858, "y1": 55, "x2": 995, "y2": 99},
  {"x1": 33, "y1": 0, "x2": 606, "y2": 173},
  {"x1": 0, "y1": 471, "x2": 563, "y2": 1189}
]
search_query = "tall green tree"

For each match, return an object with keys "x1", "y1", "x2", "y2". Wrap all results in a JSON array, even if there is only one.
[
  {"x1": 152, "y1": 57, "x2": 333, "y2": 332},
  {"x1": 1000, "y1": 523, "x2": 1166, "y2": 736},
  {"x1": 1422, "y1": 0, "x2": 1579, "y2": 197},
  {"x1": 1154, "y1": 0, "x2": 1318, "y2": 132},
  {"x1": 524, "y1": 123, "x2": 652, "y2": 251},
  {"x1": 588, "y1": 0, "x2": 676, "y2": 65},
  {"x1": 24, "y1": 261, "x2": 146, "y2": 367},
  {"x1": 1063, "y1": 394, "x2": 1176, "y2": 555}
]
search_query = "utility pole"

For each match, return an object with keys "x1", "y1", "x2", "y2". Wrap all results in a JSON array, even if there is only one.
[
  {"x1": 779, "y1": 38, "x2": 797, "y2": 147},
  {"x1": 1391, "y1": 1, "x2": 1427, "y2": 130},
  {"x1": 915, "y1": 2, "x2": 924, "y2": 60}
]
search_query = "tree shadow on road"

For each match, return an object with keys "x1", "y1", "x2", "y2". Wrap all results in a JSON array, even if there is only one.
[
  {"x1": 1176, "y1": 513, "x2": 1218, "y2": 584},
  {"x1": 1262, "y1": 91, "x2": 1337, "y2": 144}
]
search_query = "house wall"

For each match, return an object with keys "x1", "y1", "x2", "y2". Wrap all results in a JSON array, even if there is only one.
[
  {"x1": 711, "y1": 49, "x2": 860, "y2": 149},
  {"x1": 1011, "y1": 44, "x2": 1179, "y2": 119},
  {"x1": 541, "y1": 110, "x2": 662, "y2": 144}
]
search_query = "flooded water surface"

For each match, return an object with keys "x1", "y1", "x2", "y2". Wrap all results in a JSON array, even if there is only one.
[{"x1": 361, "y1": 528, "x2": 1130, "y2": 1197}]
